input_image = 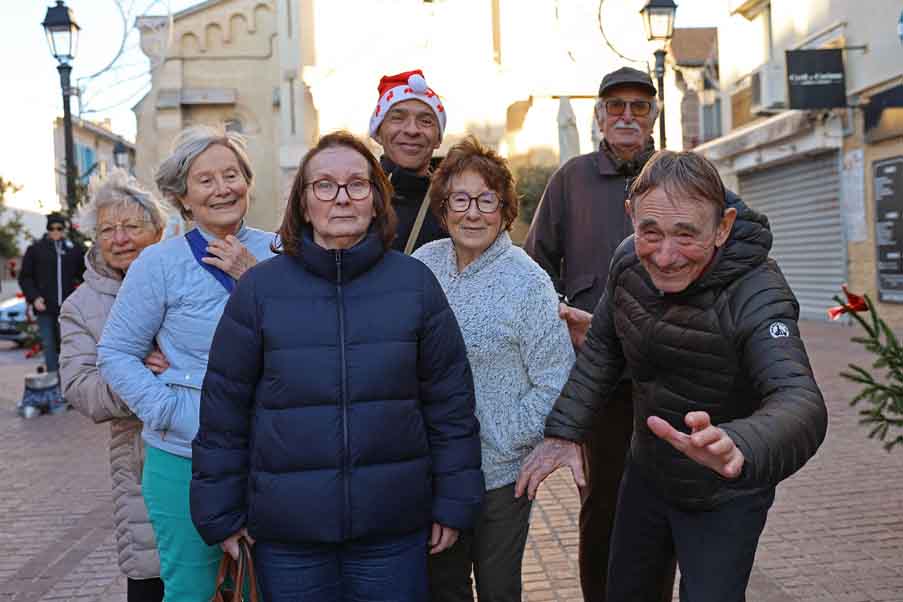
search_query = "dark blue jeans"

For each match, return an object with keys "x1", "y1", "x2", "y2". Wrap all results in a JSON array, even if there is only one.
[
  {"x1": 254, "y1": 529, "x2": 429, "y2": 602},
  {"x1": 36, "y1": 313, "x2": 60, "y2": 373},
  {"x1": 607, "y1": 459, "x2": 775, "y2": 602}
]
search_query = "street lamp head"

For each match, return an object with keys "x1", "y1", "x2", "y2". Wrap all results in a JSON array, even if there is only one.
[
  {"x1": 640, "y1": 0, "x2": 677, "y2": 43},
  {"x1": 42, "y1": 1, "x2": 80, "y2": 65},
  {"x1": 113, "y1": 141, "x2": 130, "y2": 169}
]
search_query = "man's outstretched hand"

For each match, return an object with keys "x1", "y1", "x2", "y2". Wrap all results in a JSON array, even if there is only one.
[
  {"x1": 647, "y1": 411, "x2": 744, "y2": 479},
  {"x1": 515, "y1": 437, "x2": 585, "y2": 500}
]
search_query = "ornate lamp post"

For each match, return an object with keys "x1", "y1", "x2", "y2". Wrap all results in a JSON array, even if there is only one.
[
  {"x1": 42, "y1": 1, "x2": 81, "y2": 212},
  {"x1": 640, "y1": 0, "x2": 677, "y2": 150}
]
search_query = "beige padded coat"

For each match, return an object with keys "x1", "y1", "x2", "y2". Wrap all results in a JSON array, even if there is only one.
[{"x1": 59, "y1": 246, "x2": 161, "y2": 580}]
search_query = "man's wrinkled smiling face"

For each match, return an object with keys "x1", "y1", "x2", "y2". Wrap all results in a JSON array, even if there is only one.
[
  {"x1": 629, "y1": 186, "x2": 736, "y2": 293},
  {"x1": 376, "y1": 99, "x2": 441, "y2": 175}
]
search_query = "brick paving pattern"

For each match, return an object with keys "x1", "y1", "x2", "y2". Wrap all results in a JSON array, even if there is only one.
[{"x1": 0, "y1": 321, "x2": 901, "y2": 601}]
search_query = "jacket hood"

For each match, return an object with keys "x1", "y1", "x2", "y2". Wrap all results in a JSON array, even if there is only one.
[
  {"x1": 83, "y1": 245, "x2": 123, "y2": 297},
  {"x1": 692, "y1": 190, "x2": 773, "y2": 293}
]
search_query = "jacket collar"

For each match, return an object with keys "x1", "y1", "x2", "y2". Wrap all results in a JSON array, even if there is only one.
[
  {"x1": 298, "y1": 226, "x2": 385, "y2": 284},
  {"x1": 596, "y1": 137, "x2": 656, "y2": 178},
  {"x1": 447, "y1": 231, "x2": 512, "y2": 277},
  {"x1": 380, "y1": 155, "x2": 437, "y2": 205},
  {"x1": 194, "y1": 221, "x2": 249, "y2": 243}
]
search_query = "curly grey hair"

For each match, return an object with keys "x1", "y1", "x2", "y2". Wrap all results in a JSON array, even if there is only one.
[
  {"x1": 80, "y1": 169, "x2": 168, "y2": 236},
  {"x1": 154, "y1": 125, "x2": 254, "y2": 220}
]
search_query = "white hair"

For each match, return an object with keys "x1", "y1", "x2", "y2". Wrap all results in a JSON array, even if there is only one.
[
  {"x1": 154, "y1": 125, "x2": 254, "y2": 219},
  {"x1": 80, "y1": 169, "x2": 168, "y2": 236}
]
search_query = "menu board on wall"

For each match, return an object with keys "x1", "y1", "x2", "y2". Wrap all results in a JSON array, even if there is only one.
[{"x1": 875, "y1": 156, "x2": 903, "y2": 302}]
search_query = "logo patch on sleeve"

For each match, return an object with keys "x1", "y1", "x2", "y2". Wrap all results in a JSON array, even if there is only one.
[{"x1": 769, "y1": 322, "x2": 790, "y2": 338}]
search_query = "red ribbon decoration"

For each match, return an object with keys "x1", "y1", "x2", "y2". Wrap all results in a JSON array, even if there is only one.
[{"x1": 827, "y1": 284, "x2": 868, "y2": 320}]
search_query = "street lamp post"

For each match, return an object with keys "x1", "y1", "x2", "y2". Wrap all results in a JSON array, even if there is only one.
[
  {"x1": 640, "y1": 0, "x2": 677, "y2": 150},
  {"x1": 42, "y1": 1, "x2": 80, "y2": 213}
]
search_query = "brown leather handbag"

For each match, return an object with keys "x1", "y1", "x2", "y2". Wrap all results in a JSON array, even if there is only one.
[{"x1": 212, "y1": 539, "x2": 259, "y2": 602}]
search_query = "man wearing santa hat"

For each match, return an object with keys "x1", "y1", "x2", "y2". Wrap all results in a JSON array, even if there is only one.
[{"x1": 369, "y1": 69, "x2": 447, "y2": 254}]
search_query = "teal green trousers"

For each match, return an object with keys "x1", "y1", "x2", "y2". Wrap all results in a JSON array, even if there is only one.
[{"x1": 143, "y1": 445, "x2": 221, "y2": 602}]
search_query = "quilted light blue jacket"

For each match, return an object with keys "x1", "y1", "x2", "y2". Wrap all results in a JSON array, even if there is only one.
[{"x1": 97, "y1": 224, "x2": 275, "y2": 458}]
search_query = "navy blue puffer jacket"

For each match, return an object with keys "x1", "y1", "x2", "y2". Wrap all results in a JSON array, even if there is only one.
[{"x1": 190, "y1": 228, "x2": 483, "y2": 545}]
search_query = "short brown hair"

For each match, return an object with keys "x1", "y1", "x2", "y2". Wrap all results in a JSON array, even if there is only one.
[
  {"x1": 629, "y1": 150, "x2": 726, "y2": 222},
  {"x1": 276, "y1": 131, "x2": 397, "y2": 255},
  {"x1": 428, "y1": 136, "x2": 518, "y2": 231}
]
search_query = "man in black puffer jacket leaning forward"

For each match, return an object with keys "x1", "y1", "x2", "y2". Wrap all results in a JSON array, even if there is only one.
[{"x1": 516, "y1": 150, "x2": 827, "y2": 602}]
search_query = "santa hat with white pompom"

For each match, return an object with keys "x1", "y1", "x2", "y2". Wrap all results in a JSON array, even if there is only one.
[{"x1": 369, "y1": 69, "x2": 446, "y2": 140}]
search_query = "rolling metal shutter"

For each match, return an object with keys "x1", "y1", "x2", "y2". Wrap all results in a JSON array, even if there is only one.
[{"x1": 738, "y1": 152, "x2": 845, "y2": 321}]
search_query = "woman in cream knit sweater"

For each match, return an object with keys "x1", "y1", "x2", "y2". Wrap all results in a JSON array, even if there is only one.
[{"x1": 413, "y1": 137, "x2": 575, "y2": 602}]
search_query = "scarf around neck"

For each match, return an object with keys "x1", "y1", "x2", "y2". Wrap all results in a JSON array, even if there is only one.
[{"x1": 601, "y1": 136, "x2": 657, "y2": 177}]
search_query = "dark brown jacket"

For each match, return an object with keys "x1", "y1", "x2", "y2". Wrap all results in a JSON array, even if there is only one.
[{"x1": 524, "y1": 149, "x2": 634, "y2": 313}]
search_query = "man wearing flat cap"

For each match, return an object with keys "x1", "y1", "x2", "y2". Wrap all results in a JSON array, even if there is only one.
[{"x1": 524, "y1": 66, "x2": 673, "y2": 601}]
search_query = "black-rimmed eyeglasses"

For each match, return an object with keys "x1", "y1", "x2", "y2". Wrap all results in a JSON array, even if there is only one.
[
  {"x1": 306, "y1": 178, "x2": 373, "y2": 202},
  {"x1": 445, "y1": 191, "x2": 502, "y2": 214}
]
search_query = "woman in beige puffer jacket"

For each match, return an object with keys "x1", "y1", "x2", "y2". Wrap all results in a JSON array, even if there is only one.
[{"x1": 59, "y1": 170, "x2": 170, "y2": 602}]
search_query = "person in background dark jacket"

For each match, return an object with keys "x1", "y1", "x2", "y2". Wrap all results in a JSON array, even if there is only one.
[
  {"x1": 190, "y1": 131, "x2": 483, "y2": 602},
  {"x1": 19, "y1": 212, "x2": 85, "y2": 374},
  {"x1": 523, "y1": 66, "x2": 673, "y2": 602},
  {"x1": 369, "y1": 69, "x2": 447, "y2": 253},
  {"x1": 517, "y1": 151, "x2": 828, "y2": 602}
]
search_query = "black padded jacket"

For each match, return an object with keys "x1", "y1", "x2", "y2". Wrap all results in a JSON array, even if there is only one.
[{"x1": 544, "y1": 195, "x2": 828, "y2": 510}]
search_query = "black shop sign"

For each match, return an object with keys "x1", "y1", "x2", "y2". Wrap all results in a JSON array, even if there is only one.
[
  {"x1": 785, "y1": 49, "x2": 847, "y2": 110},
  {"x1": 874, "y1": 157, "x2": 903, "y2": 303}
]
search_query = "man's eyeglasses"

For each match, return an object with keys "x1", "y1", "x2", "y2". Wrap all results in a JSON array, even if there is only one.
[
  {"x1": 603, "y1": 99, "x2": 653, "y2": 117},
  {"x1": 307, "y1": 178, "x2": 373, "y2": 202},
  {"x1": 97, "y1": 221, "x2": 150, "y2": 241},
  {"x1": 47, "y1": 225, "x2": 65, "y2": 232},
  {"x1": 445, "y1": 192, "x2": 502, "y2": 214}
]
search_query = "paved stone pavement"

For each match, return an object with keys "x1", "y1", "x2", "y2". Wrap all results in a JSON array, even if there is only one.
[{"x1": 0, "y1": 321, "x2": 901, "y2": 601}]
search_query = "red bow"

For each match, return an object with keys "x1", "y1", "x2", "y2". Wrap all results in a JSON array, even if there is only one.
[{"x1": 827, "y1": 284, "x2": 868, "y2": 320}]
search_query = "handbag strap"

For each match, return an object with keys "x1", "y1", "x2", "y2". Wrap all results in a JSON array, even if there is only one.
[
  {"x1": 211, "y1": 539, "x2": 259, "y2": 602},
  {"x1": 404, "y1": 184, "x2": 433, "y2": 256}
]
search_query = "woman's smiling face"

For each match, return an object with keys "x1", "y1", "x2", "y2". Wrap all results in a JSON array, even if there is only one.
[{"x1": 179, "y1": 144, "x2": 249, "y2": 234}]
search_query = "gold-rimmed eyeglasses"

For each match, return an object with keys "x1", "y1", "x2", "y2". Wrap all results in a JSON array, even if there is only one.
[
  {"x1": 97, "y1": 220, "x2": 151, "y2": 241},
  {"x1": 306, "y1": 178, "x2": 373, "y2": 202}
]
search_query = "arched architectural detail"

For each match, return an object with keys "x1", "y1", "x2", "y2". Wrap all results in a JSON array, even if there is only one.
[
  {"x1": 205, "y1": 22, "x2": 225, "y2": 49},
  {"x1": 180, "y1": 31, "x2": 201, "y2": 55}
]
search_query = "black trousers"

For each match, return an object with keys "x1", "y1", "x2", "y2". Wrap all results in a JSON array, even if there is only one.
[
  {"x1": 607, "y1": 460, "x2": 775, "y2": 602},
  {"x1": 579, "y1": 382, "x2": 676, "y2": 602},
  {"x1": 127, "y1": 577, "x2": 164, "y2": 602},
  {"x1": 428, "y1": 484, "x2": 532, "y2": 602}
]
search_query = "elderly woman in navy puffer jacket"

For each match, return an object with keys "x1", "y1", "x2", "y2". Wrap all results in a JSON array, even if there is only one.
[{"x1": 190, "y1": 131, "x2": 483, "y2": 602}]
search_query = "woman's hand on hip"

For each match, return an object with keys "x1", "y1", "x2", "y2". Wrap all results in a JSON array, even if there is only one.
[
  {"x1": 220, "y1": 527, "x2": 255, "y2": 560},
  {"x1": 203, "y1": 235, "x2": 257, "y2": 280},
  {"x1": 429, "y1": 523, "x2": 459, "y2": 555}
]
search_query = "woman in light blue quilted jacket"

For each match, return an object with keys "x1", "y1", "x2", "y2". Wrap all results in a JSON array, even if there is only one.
[
  {"x1": 413, "y1": 137, "x2": 575, "y2": 602},
  {"x1": 97, "y1": 126, "x2": 275, "y2": 602}
]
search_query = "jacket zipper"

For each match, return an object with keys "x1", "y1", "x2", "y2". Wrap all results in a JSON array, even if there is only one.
[{"x1": 336, "y1": 251, "x2": 351, "y2": 539}]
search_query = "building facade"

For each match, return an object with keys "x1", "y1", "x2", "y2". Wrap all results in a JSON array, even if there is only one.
[
  {"x1": 53, "y1": 116, "x2": 136, "y2": 208},
  {"x1": 135, "y1": 0, "x2": 705, "y2": 231},
  {"x1": 696, "y1": 0, "x2": 903, "y2": 323}
]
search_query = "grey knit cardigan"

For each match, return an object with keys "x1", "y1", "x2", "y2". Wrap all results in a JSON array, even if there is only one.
[{"x1": 414, "y1": 232, "x2": 575, "y2": 490}]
